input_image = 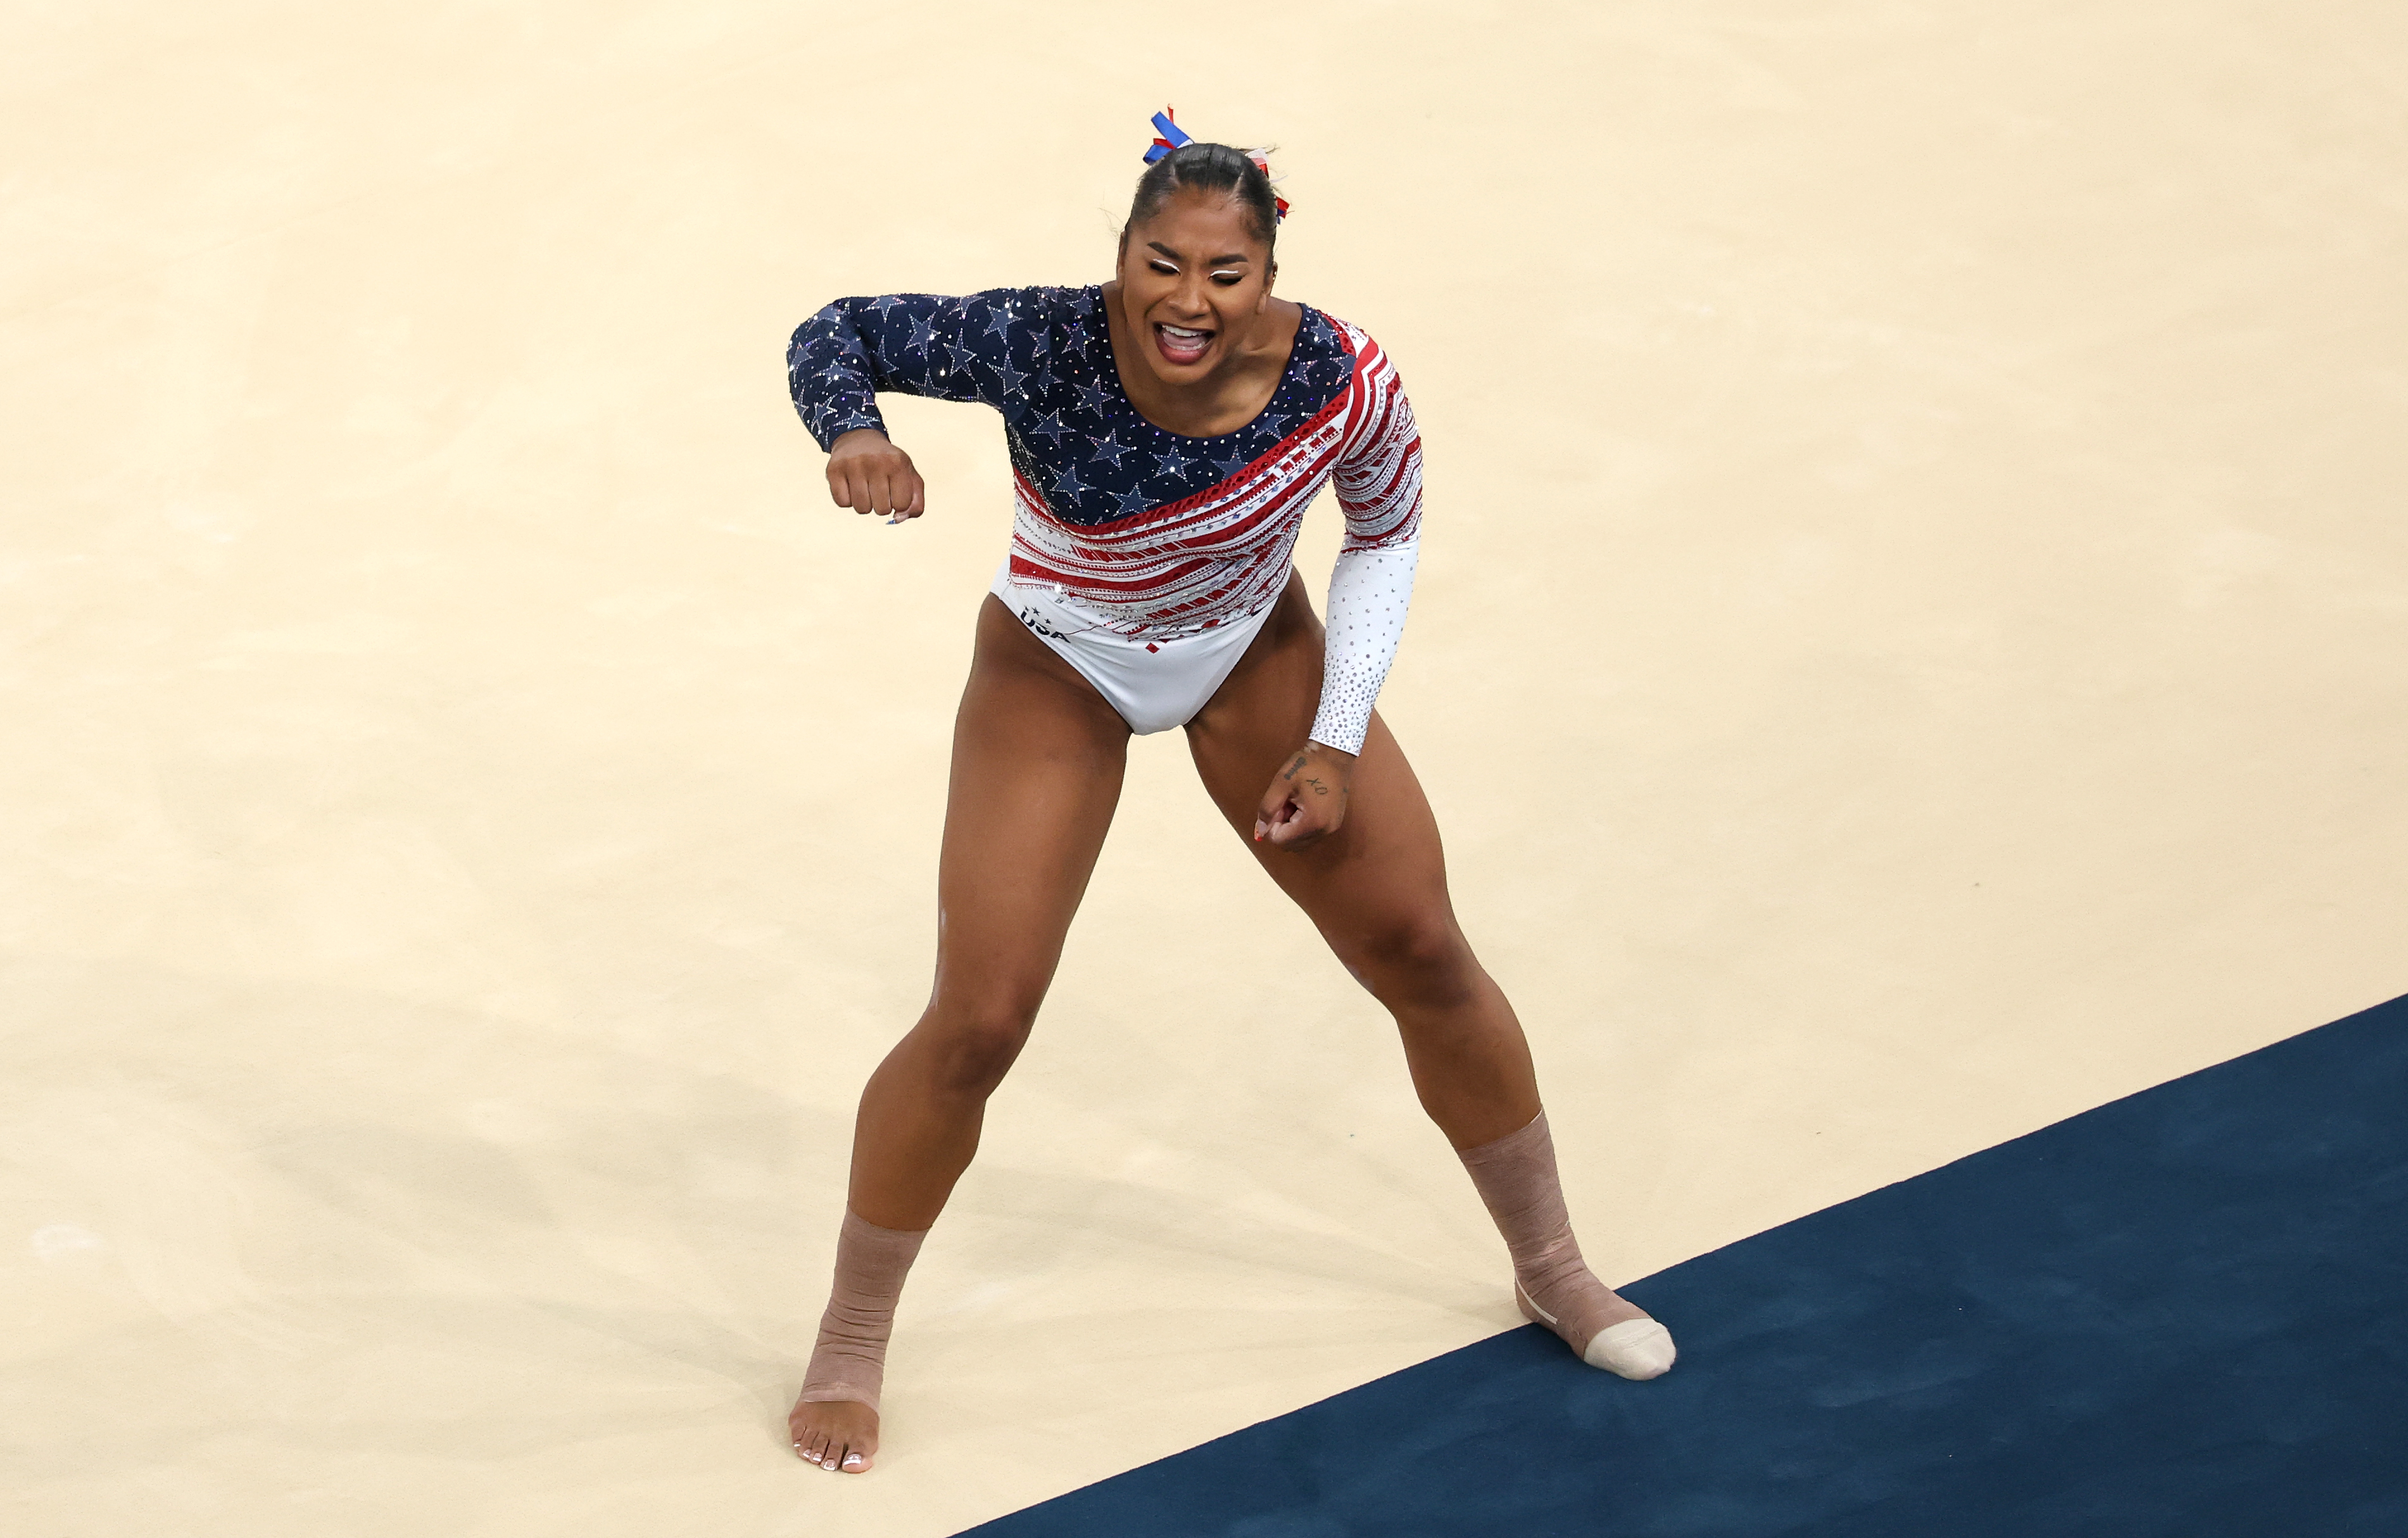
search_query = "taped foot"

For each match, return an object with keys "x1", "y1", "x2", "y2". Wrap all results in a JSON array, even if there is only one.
[
  {"x1": 1459, "y1": 1113, "x2": 1676, "y2": 1384},
  {"x1": 1516, "y1": 1274, "x2": 1677, "y2": 1380},
  {"x1": 1503, "y1": 1271, "x2": 1675, "y2": 1386},
  {"x1": 788, "y1": 1209, "x2": 928, "y2": 1474}
]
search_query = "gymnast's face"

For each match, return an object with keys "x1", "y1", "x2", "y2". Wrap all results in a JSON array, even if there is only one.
[{"x1": 1115, "y1": 187, "x2": 1276, "y2": 384}]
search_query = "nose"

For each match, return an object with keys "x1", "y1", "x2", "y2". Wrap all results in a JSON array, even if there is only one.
[{"x1": 1169, "y1": 268, "x2": 1211, "y2": 319}]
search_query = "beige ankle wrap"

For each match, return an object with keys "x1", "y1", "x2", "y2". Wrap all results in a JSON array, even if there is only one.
[
  {"x1": 797, "y1": 1209, "x2": 928, "y2": 1412},
  {"x1": 1457, "y1": 1111, "x2": 1677, "y2": 1381}
]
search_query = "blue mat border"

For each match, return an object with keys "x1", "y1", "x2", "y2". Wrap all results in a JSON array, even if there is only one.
[{"x1": 959, "y1": 992, "x2": 2408, "y2": 1536}]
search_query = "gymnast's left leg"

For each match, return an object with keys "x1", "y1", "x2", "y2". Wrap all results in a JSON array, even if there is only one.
[{"x1": 1183, "y1": 573, "x2": 1675, "y2": 1380}]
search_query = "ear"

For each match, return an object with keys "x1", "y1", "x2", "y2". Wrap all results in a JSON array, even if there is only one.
[
  {"x1": 1258, "y1": 260, "x2": 1278, "y2": 310},
  {"x1": 1116, "y1": 227, "x2": 1130, "y2": 268}
]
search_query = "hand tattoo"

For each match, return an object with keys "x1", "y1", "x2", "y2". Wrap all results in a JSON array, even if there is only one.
[
  {"x1": 1303, "y1": 776, "x2": 1328, "y2": 797},
  {"x1": 1279, "y1": 752, "x2": 1308, "y2": 782}
]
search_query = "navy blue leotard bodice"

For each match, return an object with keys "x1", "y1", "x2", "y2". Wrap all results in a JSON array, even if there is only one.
[{"x1": 787, "y1": 286, "x2": 1356, "y2": 528}]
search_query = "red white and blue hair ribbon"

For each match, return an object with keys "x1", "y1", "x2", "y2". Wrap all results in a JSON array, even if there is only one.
[
  {"x1": 1142, "y1": 106, "x2": 1289, "y2": 222},
  {"x1": 1143, "y1": 107, "x2": 1192, "y2": 163}
]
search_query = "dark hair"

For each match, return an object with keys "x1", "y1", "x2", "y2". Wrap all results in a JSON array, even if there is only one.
[{"x1": 1126, "y1": 142, "x2": 1280, "y2": 258}]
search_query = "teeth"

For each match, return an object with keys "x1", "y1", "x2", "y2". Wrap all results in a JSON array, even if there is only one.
[{"x1": 1162, "y1": 325, "x2": 1207, "y2": 340}]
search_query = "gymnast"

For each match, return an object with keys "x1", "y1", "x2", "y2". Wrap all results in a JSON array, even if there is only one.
[{"x1": 783, "y1": 111, "x2": 1675, "y2": 1474}]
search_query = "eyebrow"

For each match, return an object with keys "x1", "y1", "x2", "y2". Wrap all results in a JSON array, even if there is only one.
[{"x1": 1148, "y1": 241, "x2": 1251, "y2": 265}]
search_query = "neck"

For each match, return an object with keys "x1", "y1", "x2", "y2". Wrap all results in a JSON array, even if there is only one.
[{"x1": 1100, "y1": 282, "x2": 1300, "y2": 439}]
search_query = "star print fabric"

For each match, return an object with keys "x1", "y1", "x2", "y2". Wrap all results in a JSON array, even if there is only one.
[
  {"x1": 787, "y1": 284, "x2": 1425, "y2": 752},
  {"x1": 788, "y1": 286, "x2": 1363, "y2": 527}
]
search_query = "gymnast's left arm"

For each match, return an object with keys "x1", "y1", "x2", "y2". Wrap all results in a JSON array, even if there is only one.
[{"x1": 1252, "y1": 365, "x2": 1426, "y2": 849}]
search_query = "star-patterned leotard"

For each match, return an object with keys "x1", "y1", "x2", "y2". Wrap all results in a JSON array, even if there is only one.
[{"x1": 787, "y1": 285, "x2": 1421, "y2": 752}]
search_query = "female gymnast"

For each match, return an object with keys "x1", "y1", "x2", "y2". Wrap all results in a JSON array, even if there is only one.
[{"x1": 783, "y1": 112, "x2": 1675, "y2": 1474}]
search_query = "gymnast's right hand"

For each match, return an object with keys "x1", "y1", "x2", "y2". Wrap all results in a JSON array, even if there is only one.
[{"x1": 827, "y1": 428, "x2": 926, "y2": 522}]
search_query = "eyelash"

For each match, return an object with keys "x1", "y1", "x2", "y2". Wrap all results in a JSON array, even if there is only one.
[{"x1": 1150, "y1": 261, "x2": 1244, "y2": 286}]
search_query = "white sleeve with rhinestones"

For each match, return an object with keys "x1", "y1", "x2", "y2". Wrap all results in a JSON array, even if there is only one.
[{"x1": 1308, "y1": 536, "x2": 1420, "y2": 755}]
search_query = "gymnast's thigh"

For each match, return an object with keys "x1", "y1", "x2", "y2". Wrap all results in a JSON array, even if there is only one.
[
  {"x1": 929, "y1": 597, "x2": 1134, "y2": 1009},
  {"x1": 1182, "y1": 575, "x2": 1461, "y2": 958}
]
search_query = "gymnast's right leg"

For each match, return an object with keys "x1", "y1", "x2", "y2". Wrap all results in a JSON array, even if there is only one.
[{"x1": 790, "y1": 595, "x2": 1131, "y2": 1473}]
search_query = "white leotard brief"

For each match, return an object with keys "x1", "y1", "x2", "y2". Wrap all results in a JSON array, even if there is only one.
[{"x1": 990, "y1": 561, "x2": 1277, "y2": 735}]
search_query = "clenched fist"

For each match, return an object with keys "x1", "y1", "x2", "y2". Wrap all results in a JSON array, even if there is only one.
[
  {"x1": 827, "y1": 428, "x2": 926, "y2": 522},
  {"x1": 1254, "y1": 740, "x2": 1357, "y2": 851}
]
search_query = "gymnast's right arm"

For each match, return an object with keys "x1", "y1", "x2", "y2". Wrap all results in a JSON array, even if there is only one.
[{"x1": 786, "y1": 291, "x2": 1020, "y2": 523}]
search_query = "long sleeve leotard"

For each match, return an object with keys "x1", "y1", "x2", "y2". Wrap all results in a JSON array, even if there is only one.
[{"x1": 786, "y1": 285, "x2": 1422, "y2": 753}]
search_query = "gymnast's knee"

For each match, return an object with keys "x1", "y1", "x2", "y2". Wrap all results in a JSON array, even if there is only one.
[
  {"x1": 1342, "y1": 912, "x2": 1482, "y2": 1011},
  {"x1": 916, "y1": 993, "x2": 1042, "y2": 1096}
]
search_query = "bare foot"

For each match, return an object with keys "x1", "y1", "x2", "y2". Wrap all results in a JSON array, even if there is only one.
[{"x1": 789, "y1": 1395, "x2": 879, "y2": 1473}]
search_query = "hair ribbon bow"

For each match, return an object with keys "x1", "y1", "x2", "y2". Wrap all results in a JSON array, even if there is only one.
[
  {"x1": 1143, "y1": 107, "x2": 1191, "y2": 163},
  {"x1": 1140, "y1": 106, "x2": 1290, "y2": 222}
]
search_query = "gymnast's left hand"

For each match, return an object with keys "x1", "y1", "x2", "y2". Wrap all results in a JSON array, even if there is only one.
[{"x1": 1254, "y1": 741, "x2": 1356, "y2": 851}]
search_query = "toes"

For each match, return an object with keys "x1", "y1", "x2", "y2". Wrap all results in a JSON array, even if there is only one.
[{"x1": 788, "y1": 1408, "x2": 878, "y2": 1473}]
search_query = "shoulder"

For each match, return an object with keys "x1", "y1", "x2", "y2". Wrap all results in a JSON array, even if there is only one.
[
  {"x1": 1297, "y1": 306, "x2": 1403, "y2": 385},
  {"x1": 1298, "y1": 309, "x2": 1417, "y2": 460}
]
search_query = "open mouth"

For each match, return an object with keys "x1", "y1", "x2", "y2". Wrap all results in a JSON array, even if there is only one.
[{"x1": 1154, "y1": 322, "x2": 1213, "y2": 367}]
